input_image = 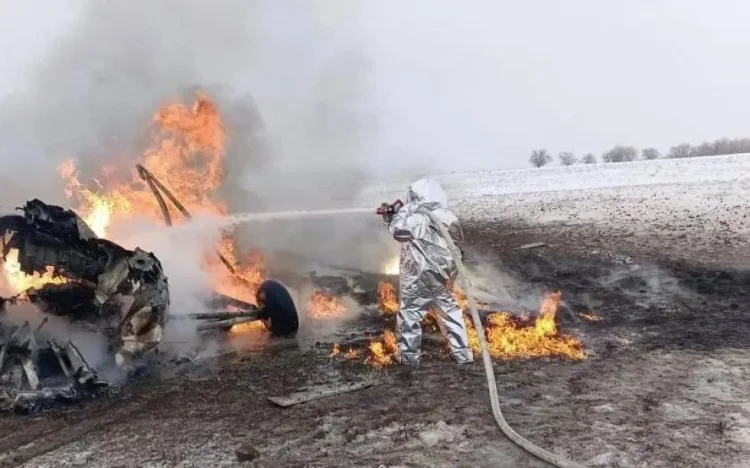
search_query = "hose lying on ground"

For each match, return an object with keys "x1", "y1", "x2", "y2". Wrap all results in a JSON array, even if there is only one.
[{"x1": 420, "y1": 208, "x2": 585, "y2": 468}]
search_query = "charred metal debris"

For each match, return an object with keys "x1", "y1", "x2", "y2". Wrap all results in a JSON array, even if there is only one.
[
  {"x1": 0, "y1": 318, "x2": 108, "y2": 413},
  {"x1": 0, "y1": 198, "x2": 169, "y2": 411},
  {"x1": 0, "y1": 166, "x2": 302, "y2": 412}
]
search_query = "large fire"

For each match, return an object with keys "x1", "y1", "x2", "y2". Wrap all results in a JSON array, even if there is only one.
[
  {"x1": 0, "y1": 94, "x2": 269, "y2": 307},
  {"x1": 0, "y1": 93, "x2": 270, "y2": 318},
  {"x1": 0, "y1": 93, "x2": 362, "y2": 348},
  {"x1": 0, "y1": 92, "x2": 586, "y2": 366}
]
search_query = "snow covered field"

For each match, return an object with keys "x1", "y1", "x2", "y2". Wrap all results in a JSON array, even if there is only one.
[
  {"x1": 358, "y1": 153, "x2": 750, "y2": 227},
  {"x1": 352, "y1": 154, "x2": 750, "y2": 270}
]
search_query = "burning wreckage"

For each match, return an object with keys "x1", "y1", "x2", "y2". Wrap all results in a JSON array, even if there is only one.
[
  {"x1": 0, "y1": 198, "x2": 167, "y2": 411},
  {"x1": 0, "y1": 189, "x2": 299, "y2": 412}
]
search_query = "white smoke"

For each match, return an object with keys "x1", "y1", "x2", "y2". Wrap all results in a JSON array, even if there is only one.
[
  {"x1": 0, "y1": 0, "x2": 401, "y2": 274},
  {"x1": 0, "y1": 2, "x2": 451, "y2": 364}
]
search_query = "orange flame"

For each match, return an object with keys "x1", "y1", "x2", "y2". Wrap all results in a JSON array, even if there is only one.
[
  {"x1": 372, "y1": 284, "x2": 585, "y2": 363},
  {"x1": 1, "y1": 92, "x2": 271, "y2": 332},
  {"x1": 330, "y1": 330, "x2": 399, "y2": 367},
  {"x1": 229, "y1": 321, "x2": 266, "y2": 335},
  {"x1": 467, "y1": 292, "x2": 585, "y2": 360},
  {"x1": 49, "y1": 94, "x2": 267, "y2": 304},
  {"x1": 307, "y1": 290, "x2": 348, "y2": 319},
  {"x1": 1, "y1": 249, "x2": 67, "y2": 294},
  {"x1": 57, "y1": 94, "x2": 226, "y2": 227},
  {"x1": 56, "y1": 95, "x2": 228, "y2": 234},
  {"x1": 56, "y1": 160, "x2": 133, "y2": 239},
  {"x1": 365, "y1": 330, "x2": 399, "y2": 368},
  {"x1": 330, "y1": 344, "x2": 361, "y2": 359},
  {"x1": 214, "y1": 248, "x2": 267, "y2": 305},
  {"x1": 578, "y1": 313, "x2": 600, "y2": 322},
  {"x1": 377, "y1": 281, "x2": 398, "y2": 315}
]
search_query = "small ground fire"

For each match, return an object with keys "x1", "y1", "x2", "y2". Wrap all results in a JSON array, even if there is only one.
[
  {"x1": 377, "y1": 281, "x2": 398, "y2": 314},
  {"x1": 467, "y1": 291, "x2": 585, "y2": 360},
  {"x1": 307, "y1": 290, "x2": 348, "y2": 319},
  {"x1": 332, "y1": 281, "x2": 586, "y2": 367}
]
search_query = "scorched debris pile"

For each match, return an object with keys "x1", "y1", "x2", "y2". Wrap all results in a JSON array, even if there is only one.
[
  {"x1": 1, "y1": 199, "x2": 169, "y2": 362},
  {"x1": 0, "y1": 199, "x2": 167, "y2": 411},
  {"x1": 0, "y1": 320, "x2": 107, "y2": 413},
  {"x1": 0, "y1": 93, "x2": 303, "y2": 411}
]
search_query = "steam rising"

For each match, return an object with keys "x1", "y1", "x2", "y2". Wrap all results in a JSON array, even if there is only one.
[
  {"x1": 1, "y1": 303, "x2": 110, "y2": 369},
  {"x1": 113, "y1": 215, "x2": 230, "y2": 355}
]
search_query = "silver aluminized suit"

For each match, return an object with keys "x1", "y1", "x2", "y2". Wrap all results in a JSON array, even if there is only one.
[{"x1": 386, "y1": 178, "x2": 473, "y2": 365}]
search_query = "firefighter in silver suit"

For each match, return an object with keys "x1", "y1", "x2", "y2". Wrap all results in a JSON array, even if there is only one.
[{"x1": 381, "y1": 177, "x2": 473, "y2": 365}]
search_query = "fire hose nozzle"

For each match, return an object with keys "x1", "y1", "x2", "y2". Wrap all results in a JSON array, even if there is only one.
[{"x1": 376, "y1": 199, "x2": 404, "y2": 216}]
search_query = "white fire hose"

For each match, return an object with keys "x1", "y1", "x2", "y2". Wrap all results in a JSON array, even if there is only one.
[{"x1": 420, "y1": 208, "x2": 585, "y2": 468}]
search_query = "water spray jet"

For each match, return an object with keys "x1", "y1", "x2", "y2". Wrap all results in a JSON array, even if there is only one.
[{"x1": 225, "y1": 207, "x2": 373, "y2": 224}]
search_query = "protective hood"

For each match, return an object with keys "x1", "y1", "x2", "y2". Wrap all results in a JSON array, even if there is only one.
[{"x1": 406, "y1": 177, "x2": 457, "y2": 226}]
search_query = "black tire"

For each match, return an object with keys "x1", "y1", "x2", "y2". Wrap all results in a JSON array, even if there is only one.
[{"x1": 256, "y1": 279, "x2": 299, "y2": 337}]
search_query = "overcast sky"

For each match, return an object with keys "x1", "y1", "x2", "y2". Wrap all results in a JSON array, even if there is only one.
[{"x1": 0, "y1": 0, "x2": 747, "y2": 173}]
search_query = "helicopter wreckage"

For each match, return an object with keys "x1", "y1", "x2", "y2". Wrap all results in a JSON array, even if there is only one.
[{"x1": 0, "y1": 166, "x2": 300, "y2": 412}]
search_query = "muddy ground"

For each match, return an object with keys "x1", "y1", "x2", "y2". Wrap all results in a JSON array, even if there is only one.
[{"x1": 1, "y1": 218, "x2": 749, "y2": 468}]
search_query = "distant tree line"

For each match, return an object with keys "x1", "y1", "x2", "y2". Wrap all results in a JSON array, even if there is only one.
[{"x1": 529, "y1": 137, "x2": 750, "y2": 168}]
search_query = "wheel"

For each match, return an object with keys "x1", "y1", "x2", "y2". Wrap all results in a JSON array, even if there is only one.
[{"x1": 256, "y1": 279, "x2": 299, "y2": 337}]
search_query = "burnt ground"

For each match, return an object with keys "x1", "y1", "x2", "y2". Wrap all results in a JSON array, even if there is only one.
[{"x1": 2, "y1": 220, "x2": 750, "y2": 468}]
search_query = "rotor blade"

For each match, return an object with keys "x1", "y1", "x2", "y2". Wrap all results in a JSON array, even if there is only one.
[{"x1": 136, "y1": 164, "x2": 237, "y2": 274}]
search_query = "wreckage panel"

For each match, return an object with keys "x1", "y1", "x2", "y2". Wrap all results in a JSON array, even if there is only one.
[
  {"x1": 1, "y1": 199, "x2": 171, "y2": 385},
  {"x1": 0, "y1": 324, "x2": 107, "y2": 412},
  {"x1": 17, "y1": 237, "x2": 108, "y2": 280},
  {"x1": 1, "y1": 224, "x2": 109, "y2": 280},
  {"x1": 27, "y1": 283, "x2": 100, "y2": 320},
  {"x1": 0, "y1": 199, "x2": 136, "y2": 281},
  {"x1": 22, "y1": 199, "x2": 97, "y2": 243}
]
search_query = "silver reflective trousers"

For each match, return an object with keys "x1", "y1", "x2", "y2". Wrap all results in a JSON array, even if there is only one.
[
  {"x1": 397, "y1": 277, "x2": 474, "y2": 365},
  {"x1": 395, "y1": 240, "x2": 473, "y2": 365}
]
